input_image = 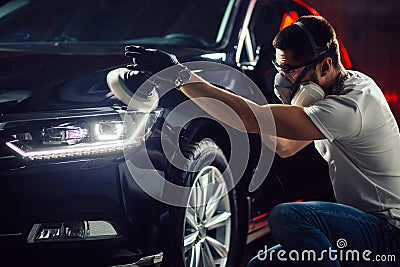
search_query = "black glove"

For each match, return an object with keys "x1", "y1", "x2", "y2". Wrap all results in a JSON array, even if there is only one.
[{"x1": 125, "y1": 45, "x2": 179, "y2": 75}]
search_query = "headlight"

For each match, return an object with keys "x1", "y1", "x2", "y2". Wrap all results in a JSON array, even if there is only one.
[{"x1": 0, "y1": 107, "x2": 162, "y2": 161}]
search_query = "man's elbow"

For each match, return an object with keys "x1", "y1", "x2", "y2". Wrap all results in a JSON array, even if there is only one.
[
  {"x1": 276, "y1": 149, "x2": 298, "y2": 158},
  {"x1": 274, "y1": 139, "x2": 312, "y2": 158}
]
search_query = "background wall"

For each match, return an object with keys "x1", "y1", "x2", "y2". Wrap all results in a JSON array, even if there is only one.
[{"x1": 306, "y1": 0, "x2": 400, "y2": 103}]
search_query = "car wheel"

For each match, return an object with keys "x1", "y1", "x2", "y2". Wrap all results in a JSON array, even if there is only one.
[{"x1": 163, "y1": 138, "x2": 243, "y2": 267}]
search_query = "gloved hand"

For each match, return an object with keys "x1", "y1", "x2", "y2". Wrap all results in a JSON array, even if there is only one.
[
  {"x1": 106, "y1": 68, "x2": 159, "y2": 112},
  {"x1": 125, "y1": 45, "x2": 180, "y2": 75},
  {"x1": 107, "y1": 46, "x2": 183, "y2": 112}
]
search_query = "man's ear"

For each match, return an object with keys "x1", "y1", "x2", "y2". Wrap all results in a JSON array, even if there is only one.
[{"x1": 320, "y1": 57, "x2": 332, "y2": 77}]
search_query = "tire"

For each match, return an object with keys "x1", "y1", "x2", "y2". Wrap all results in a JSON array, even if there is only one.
[{"x1": 162, "y1": 138, "x2": 244, "y2": 267}]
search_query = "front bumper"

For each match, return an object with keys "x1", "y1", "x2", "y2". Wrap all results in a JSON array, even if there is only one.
[{"x1": 0, "y1": 156, "x2": 164, "y2": 266}]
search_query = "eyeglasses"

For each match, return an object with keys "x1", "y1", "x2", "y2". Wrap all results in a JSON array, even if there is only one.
[{"x1": 272, "y1": 58, "x2": 318, "y2": 81}]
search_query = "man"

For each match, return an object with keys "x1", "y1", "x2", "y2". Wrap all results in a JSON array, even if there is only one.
[{"x1": 108, "y1": 16, "x2": 400, "y2": 266}]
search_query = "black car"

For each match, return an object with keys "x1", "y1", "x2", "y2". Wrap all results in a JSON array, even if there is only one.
[{"x1": 0, "y1": 0, "x2": 352, "y2": 266}]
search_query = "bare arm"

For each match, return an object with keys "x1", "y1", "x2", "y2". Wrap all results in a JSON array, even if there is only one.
[
  {"x1": 268, "y1": 136, "x2": 313, "y2": 158},
  {"x1": 180, "y1": 74, "x2": 325, "y2": 140}
]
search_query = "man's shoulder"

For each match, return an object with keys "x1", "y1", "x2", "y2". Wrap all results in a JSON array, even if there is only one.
[
  {"x1": 341, "y1": 70, "x2": 379, "y2": 92},
  {"x1": 329, "y1": 70, "x2": 383, "y2": 107}
]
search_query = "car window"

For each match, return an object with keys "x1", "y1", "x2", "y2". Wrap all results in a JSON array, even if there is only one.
[
  {"x1": 249, "y1": 0, "x2": 288, "y2": 51},
  {"x1": 0, "y1": 0, "x2": 231, "y2": 48},
  {"x1": 238, "y1": 0, "x2": 290, "y2": 65}
]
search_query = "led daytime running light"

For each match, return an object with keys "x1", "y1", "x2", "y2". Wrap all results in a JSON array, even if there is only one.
[{"x1": 6, "y1": 140, "x2": 126, "y2": 160}]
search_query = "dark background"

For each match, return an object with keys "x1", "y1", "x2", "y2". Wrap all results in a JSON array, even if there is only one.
[{"x1": 307, "y1": 0, "x2": 400, "y2": 110}]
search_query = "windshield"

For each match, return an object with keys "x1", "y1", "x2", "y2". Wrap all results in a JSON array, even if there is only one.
[{"x1": 0, "y1": 0, "x2": 233, "y2": 48}]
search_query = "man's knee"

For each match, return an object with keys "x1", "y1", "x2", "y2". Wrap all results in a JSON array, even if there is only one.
[
  {"x1": 268, "y1": 202, "x2": 312, "y2": 234},
  {"x1": 269, "y1": 203, "x2": 295, "y2": 231}
]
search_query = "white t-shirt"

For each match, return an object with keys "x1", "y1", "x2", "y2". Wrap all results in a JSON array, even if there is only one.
[{"x1": 304, "y1": 70, "x2": 400, "y2": 229}]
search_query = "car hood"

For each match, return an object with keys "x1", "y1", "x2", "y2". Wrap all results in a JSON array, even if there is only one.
[{"x1": 0, "y1": 44, "x2": 224, "y2": 115}]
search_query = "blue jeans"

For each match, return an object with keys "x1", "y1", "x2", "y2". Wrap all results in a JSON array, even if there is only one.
[{"x1": 247, "y1": 202, "x2": 400, "y2": 267}]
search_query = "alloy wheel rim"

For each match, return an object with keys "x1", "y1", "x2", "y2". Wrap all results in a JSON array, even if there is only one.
[{"x1": 184, "y1": 166, "x2": 231, "y2": 267}]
